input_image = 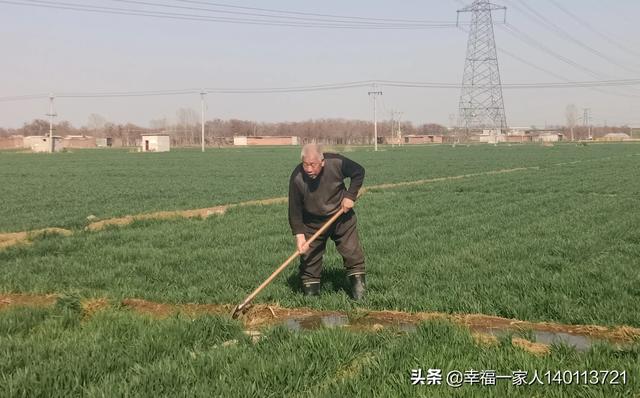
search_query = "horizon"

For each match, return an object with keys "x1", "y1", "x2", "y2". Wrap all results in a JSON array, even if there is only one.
[{"x1": 2, "y1": 0, "x2": 640, "y2": 128}]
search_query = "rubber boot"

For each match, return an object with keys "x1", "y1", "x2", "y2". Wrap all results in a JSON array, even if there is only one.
[
  {"x1": 349, "y1": 274, "x2": 366, "y2": 300},
  {"x1": 302, "y1": 282, "x2": 320, "y2": 297}
]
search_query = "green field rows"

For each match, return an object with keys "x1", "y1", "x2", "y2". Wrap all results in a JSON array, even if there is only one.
[
  {"x1": 1, "y1": 305, "x2": 637, "y2": 398},
  {"x1": 1, "y1": 149, "x2": 638, "y2": 327},
  {"x1": 1, "y1": 143, "x2": 638, "y2": 232},
  {"x1": 2, "y1": 143, "x2": 639, "y2": 396}
]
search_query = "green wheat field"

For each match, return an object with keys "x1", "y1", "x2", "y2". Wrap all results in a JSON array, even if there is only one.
[{"x1": 1, "y1": 143, "x2": 639, "y2": 397}]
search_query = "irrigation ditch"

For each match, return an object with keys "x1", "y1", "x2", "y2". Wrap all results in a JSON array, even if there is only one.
[{"x1": 1, "y1": 293, "x2": 638, "y2": 356}]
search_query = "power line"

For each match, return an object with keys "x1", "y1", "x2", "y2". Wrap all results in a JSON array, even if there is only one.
[
  {"x1": 0, "y1": 94, "x2": 51, "y2": 102},
  {"x1": 379, "y1": 78, "x2": 640, "y2": 89},
  {"x1": 4, "y1": 78, "x2": 640, "y2": 102},
  {"x1": 503, "y1": 0, "x2": 640, "y2": 98},
  {"x1": 504, "y1": 0, "x2": 640, "y2": 75},
  {"x1": 110, "y1": 0, "x2": 449, "y2": 25},
  {"x1": 203, "y1": 81, "x2": 374, "y2": 93},
  {"x1": 501, "y1": 24, "x2": 606, "y2": 80},
  {"x1": 499, "y1": 23, "x2": 640, "y2": 98},
  {"x1": 169, "y1": 0, "x2": 450, "y2": 24},
  {"x1": 546, "y1": 0, "x2": 640, "y2": 61},
  {"x1": 453, "y1": 0, "x2": 640, "y2": 98},
  {"x1": 107, "y1": 0, "x2": 429, "y2": 26},
  {"x1": 454, "y1": 23, "x2": 640, "y2": 99},
  {"x1": 0, "y1": 0, "x2": 465, "y2": 29}
]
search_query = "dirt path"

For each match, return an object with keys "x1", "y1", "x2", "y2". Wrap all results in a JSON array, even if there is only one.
[
  {"x1": 2, "y1": 154, "x2": 637, "y2": 249},
  {"x1": 0, "y1": 293, "x2": 58, "y2": 307},
  {"x1": 0, "y1": 166, "x2": 535, "y2": 249},
  {"x1": 2, "y1": 293, "x2": 638, "y2": 347},
  {"x1": 0, "y1": 228, "x2": 72, "y2": 250},
  {"x1": 364, "y1": 166, "x2": 538, "y2": 191},
  {"x1": 85, "y1": 206, "x2": 229, "y2": 231},
  {"x1": 85, "y1": 167, "x2": 535, "y2": 232}
]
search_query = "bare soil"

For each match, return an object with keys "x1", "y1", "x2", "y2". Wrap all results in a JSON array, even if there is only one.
[
  {"x1": 0, "y1": 293, "x2": 58, "y2": 308},
  {"x1": 2, "y1": 293, "x2": 637, "y2": 348},
  {"x1": 1, "y1": 166, "x2": 534, "y2": 249},
  {"x1": 0, "y1": 228, "x2": 72, "y2": 250},
  {"x1": 86, "y1": 206, "x2": 228, "y2": 231}
]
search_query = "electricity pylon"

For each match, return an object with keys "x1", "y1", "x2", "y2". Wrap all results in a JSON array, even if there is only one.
[{"x1": 457, "y1": 0, "x2": 508, "y2": 132}]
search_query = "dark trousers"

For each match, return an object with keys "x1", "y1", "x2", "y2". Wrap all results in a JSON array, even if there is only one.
[{"x1": 299, "y1": 210, "x2": 366, "y2": 284}]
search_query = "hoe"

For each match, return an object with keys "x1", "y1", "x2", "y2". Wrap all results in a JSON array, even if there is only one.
[{"x1": 231, "y1": 209, "x2": 344, "y2": 319}]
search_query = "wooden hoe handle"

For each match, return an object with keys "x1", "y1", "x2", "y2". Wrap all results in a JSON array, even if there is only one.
[{"x1": 232, "y1": 209, "x2": 344, "y2": 316}]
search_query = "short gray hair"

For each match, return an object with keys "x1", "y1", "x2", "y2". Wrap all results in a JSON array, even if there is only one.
[{"x1": 301, "y1": 143, "x2": 324, "y2": 161}]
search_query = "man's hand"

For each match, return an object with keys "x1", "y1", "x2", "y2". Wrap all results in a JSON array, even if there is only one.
[
  {"x1": 296, "y1": 234, "x2": 309, "y2": 254},
  {"x1": 341, "y1": 197, "x2": 355, "y2": 213}
]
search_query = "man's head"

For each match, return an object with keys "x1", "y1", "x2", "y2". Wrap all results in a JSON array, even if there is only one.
[{"x1": 301, "y1": 143, "x2": 325, "y2": 179}]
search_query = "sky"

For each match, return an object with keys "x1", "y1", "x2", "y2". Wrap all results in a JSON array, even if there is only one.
[{"x1": 1, "y1": 0, "x2": 640, "y2": 129}]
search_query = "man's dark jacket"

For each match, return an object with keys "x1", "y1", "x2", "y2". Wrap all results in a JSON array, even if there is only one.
[{"x1": 288, "y1": 153, "x2": 365, "y2": 235}]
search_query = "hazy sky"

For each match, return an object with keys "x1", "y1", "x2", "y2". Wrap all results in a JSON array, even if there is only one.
[{"x1": 2, "y1": 0, "x2": 640, "y2": 128}]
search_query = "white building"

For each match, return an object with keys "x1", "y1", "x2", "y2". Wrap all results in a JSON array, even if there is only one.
[
  {"x1": 535, "y1": 133, "x2": 563, "y2": 142},
  {"x1": 233, "y1": 136, "x2": 299, "y2": 146},
  {"x1": 140, "y1": 134, "x2": 170, "y2": 152},
  {"x1": 601, "y1": 133, "x2": 630, "y2": 141},
  {"x1": 23, "y1": 136, "x2": 64, "y2": 152}
]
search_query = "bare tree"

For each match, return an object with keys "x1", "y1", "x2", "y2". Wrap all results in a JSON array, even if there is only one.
[
  {"x1": 18, "y1": 119, "x2": 50, "y2": 136},
  {"x1": 149, "y1": 118, "x2": 168, "y2": 131},
  {"x1": 87, "y1": 114, "x2": 107, "y2": 136},
  {"x1": 565, "y1": 104, "x2": 578, "y2": 141},
  {"x1": 176, "y1": 108, "x2": 199, "y2": 145}
]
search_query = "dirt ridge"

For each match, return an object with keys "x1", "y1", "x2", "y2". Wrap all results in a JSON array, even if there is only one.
[
  {"x1": 2, "y1": 155, "x2": 636, "y2": 248},
  {"x1": 1, "y1": 293, "x2": 638, "y2": 344},
  {"x1": 0, "y1": 166, "x2": 533, "y2": 249},
  {"x1": 0, "y1": 228, "x2": 72, "y2": 250}
]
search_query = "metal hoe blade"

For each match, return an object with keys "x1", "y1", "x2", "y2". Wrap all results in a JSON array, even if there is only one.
[{"x1": 229, "y1": 210, "x2": 344, "y2": 320}]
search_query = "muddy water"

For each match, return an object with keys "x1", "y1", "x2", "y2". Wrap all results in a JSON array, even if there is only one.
[
  {"x1": 469, "y1": 326, "x2": 596, "y2": 352},
  {"x1": 282, "y1": 314, "x2": 624, "y2": 352},
  {"x1": 285, "y1": 314, "x2": 418, "y2": 333},
  {"x1": 531, "y1": 331, "x2": 593, "y2": 351},
  {"x1": 2, "y1": 294, "x2": 637, "y2": 352}
]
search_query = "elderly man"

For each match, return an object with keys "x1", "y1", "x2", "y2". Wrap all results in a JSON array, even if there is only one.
[{"x1": 288, "y1": 143, "x2": 366, "y2": 299}]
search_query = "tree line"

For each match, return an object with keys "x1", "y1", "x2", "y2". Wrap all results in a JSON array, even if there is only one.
[
  {"x1": 0, "y1": 113, "x2": 449, "y2": 146},
  {"x1": 0, "y1": 111, "x2": 634, "y2": 146}
]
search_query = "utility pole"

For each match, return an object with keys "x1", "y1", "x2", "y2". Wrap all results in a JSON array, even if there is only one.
[
  {"x1": 389, "y1": 110, "x2": 395, "y2": 147},
  {"x1": 389, "y1": 110, "x2": 402, "y2": 147},
  {"x1": 570, "y1": 125, "x2": 574, "y2": 142},
  {"x1": 583, "y1": 108, "x2": 592, "y2": 139},
  {"x1": 368, "y1": 84, "x2": 383, "y2": 151},
  {"x1": 200, "y1": 90, "x2": 206, "y2": 152},
  {"x1": 46, "y1": 93, "x2": 57, "y2": 153},
  {"x1": 396, "y1": 111, "x2": 404, "y2": 146}
]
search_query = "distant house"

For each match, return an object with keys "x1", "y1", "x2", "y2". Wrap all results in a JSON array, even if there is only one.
[
  {"x1": 472, "y1": 129, "x2": 533, "y2": 144},
  {"x1": 96, "y1": 137, "x2": 114, "y2": 147},
  {"x1": 24, "y1": 135, "x2": 64, "y2": 152},
  {"x1": 0, "y1": 135, "x2": 24, "y2": 149},
  {"x1": 402, "y1": 135, "x2": 444, "y2": 144},
  {"x1": 233, "y1": 136, "x2": 299, "y2": 146},
  {"x1": 477, "y1": 134, "x2": 505, "y2": 144},
  {"x1": 599, "y1": 133, "x2": 630, "y2": 142},
  {"x1": 140, "y1": 134, "x2": 170, "y2": 152},
  {"x1": 63, "y1": 135, "x2": 97, "y2": 148},
  {"x1": 504, "y1": 135, "x2": 532, "y2": 143},
  {"x1": 382, "y1": 136, "x2": 402, "y2": 145},
  {"x1": 534, "y1": 133, "x2": 563, "y2": 142}
]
